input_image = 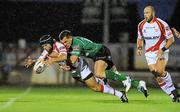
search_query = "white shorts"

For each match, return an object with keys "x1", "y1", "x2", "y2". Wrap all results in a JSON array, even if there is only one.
[
  {"x1": 145, "y1": 51, "x2": 169, "y2": 65},
  {"x1": 71, "y1": 58, "x2": 92, "y2": 80}
]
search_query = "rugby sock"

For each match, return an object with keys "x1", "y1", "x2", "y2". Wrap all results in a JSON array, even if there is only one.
[
  {"x1": 105, "y1": 69, "x2": 140, "y2": 88},
  {"x1": 105, "y1": 69, "x2": 126, "y2": 81},
  {"x1": 161, "y1": 72, "x2": 176, "y2": 98},
  {"x1": 156, "y1": 76, "x2": 173, "y2": 97},
  {"x1": 131, "y1": 79, "x2": 140, "y2": 88},
  {"x1": 100, "y1": 84, "x2": 123, "y2": 98}
]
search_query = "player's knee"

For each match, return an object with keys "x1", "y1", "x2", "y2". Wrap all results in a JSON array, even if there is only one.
[{"x1": 90, "y1": 85, "x2": 100, "y2": 92}]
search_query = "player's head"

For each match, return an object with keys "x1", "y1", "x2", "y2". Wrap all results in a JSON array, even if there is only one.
[
  {"x1": 39, "y1": 34, "x2": 54, "y2": 53},
  {"x1": 59, "y1": 30, "x2": 73, "y2": 49},
  {"x1": 144, "y1": 5, "x2": 155, "y2": 23}
]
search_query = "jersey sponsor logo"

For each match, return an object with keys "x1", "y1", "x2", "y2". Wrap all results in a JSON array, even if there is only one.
[
  {"x1": 145, "y1": 26, "x2": 155, "y2": 29},
  {"x1": 73, "y1": 46, "x2": 80, "y2": 50},
  {"x1": 59, "y1": 46, "x2": 66, "y2": 50},
  {"x1": 144, "y1": 36, "x2": 160, "y2": 39},
  {"x1": 155, "y1": 28, "x2": 159, "y2": 32},
  {"x1": 85, "y1": 52, "x2": 89, "y2": 56},
  {"x1": 143, "y1": 29, "x2": 146, "y2": 33}
]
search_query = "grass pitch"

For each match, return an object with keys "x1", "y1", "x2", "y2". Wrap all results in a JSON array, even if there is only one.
[{"x1": 0, "y1": 86, "x2": 179, "y2": 112}]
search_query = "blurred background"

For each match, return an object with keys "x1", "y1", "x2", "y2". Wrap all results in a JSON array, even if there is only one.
[{"x1": 0, "y1": 0, "x2": 180, "y2": 87}]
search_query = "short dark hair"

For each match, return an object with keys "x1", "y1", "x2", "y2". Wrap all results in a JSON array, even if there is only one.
[
  {"x1": 59, "y1": 30, "x2": 72, "y2": 40},
  {"x1": 39, "y1": 34, "x2": 54, "y2": 46}
]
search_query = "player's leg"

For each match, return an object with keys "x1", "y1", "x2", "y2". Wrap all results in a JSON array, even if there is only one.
[
  {"x1": 148, "y1": 54, "x2": 179, "y2": 102},
  {"x1": 94, "y1": 60, "x2": 131, "y2": 91},
  {"x1": 84, "y1": 74, "x2": 128, "y2": 103},
  {"x1": 79, "y1": 58, "x2": 128, "y2": 102},
  {"x1": 94, "y1": 49, "x2": 147, "y2": 95},
  {"x1": 94, "y1": 46, "x2": 134, "y2": 92},
  {"x1": 111, "y1": 66, "x2": 148, "y2": 96},
  {"x1": 156, "y1": 55, "x2": 179, "y2": 102},
  {"x1": 94, "y1": 60, "x2": 148, "y2": 96},
  {"x1": 94, "y1": 60, "x2": 108, "y2": 78}
]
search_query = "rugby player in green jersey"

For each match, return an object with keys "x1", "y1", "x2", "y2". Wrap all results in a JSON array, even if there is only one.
[
  {"x1": 59, "y1": 30, "x2": 148, "y2": 97},
  {"x1": 25, "y1": 35, "x2": 128, "y2": 103}
]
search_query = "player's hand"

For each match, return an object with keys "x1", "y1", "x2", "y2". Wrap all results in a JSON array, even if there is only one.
[
  {"x1": 60, "y1": 65, "x2": 71, "y2": 71},
  {"x1": 156, "y1": 49, "x2": 164, "y2": 59},
  {"x1": 171, "y1": 28, "x2": 180, "y2": 38},
  {"x1": 24, "y1": 56, "x2": 35, "y2": 68},
  {"x1": 137, "y1": 49, "x2": 142, "y2": 56}
]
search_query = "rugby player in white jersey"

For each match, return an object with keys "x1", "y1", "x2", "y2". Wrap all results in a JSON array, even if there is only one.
[
  {"x1": 25, "y1": 35, "x2": 128, "y2": 103},
  {"x1": 136, "y1": 5, "x2": 179, "y2": 102}
]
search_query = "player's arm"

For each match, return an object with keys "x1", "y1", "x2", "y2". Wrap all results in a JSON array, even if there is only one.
[
  {"x1": 157, "y1": 23, "x2": 175, "y2": 58},
  {"x1": 136, "y1": 23, "x2": 144, "y2": 56},
  {"x1": 47, "y1": 53, "x2": 67, "y2": 64},
  {"x1": 161, "y1": 36, "x2": 174, "y2": 51},
  {"x1": 69, "y1": 44, "x2": 82, "y2": 65},
  {"x1": 25, "y1": 50, "x2": 48, "y2": 68},
  {"x1": 24, "y1": 56, "x2": 36, "y2": 68},
  {"x1": 171, "y1": 28, "x2": 180, "y2": 38},
  {"x1": 45, "y1": 42, "x2": 68, "y2": 64},
  {"x1": 137, "y1": 38, "x2": 144, "y2": 49},
  {"x1": 161, "y1": 24, "x2": 175, "y2": 51}
]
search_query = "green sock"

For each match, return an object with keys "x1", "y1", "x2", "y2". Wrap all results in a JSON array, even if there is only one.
[
  {"x1": 105, "y1": 69, "x2": 140, "y2": 88},
  {"x1": 105, "y1": 69, "x2": 127, "y2": 81},
  {"x1": 131, "y1": 79, "x2": 140, "y2": 88}
]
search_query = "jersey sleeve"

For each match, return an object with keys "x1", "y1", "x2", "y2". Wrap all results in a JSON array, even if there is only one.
[
  {"x1": 55, "y1": 42, "x2": 67, "y2": 55},
  {"x1": 137, "y1": 23, "x2": 143, "y2": 39},
  {"x1": 158, "y1": 19, "x2": 174, "y2": 39},
  {"x1": 71, "y1": 43, "x2": 83, "y2": 56},
  {"x1": 38, "y1": 50, "x2": 48, "y2": 60},
  {"x1": 71, "y1": 39, "x2": 85, "y2": 56},
  {"x1": 164, "y1": 24, "x2": 174, "y2": 39}
]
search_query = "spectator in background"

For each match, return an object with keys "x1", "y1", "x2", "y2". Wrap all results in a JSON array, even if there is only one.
[{"x1": 0, "y1": 45, "x2": 17, "y2": 84}]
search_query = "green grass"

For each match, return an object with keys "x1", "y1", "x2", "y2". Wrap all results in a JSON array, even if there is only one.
[{"x1": 0, "y1": 86, "x2": 179, "y2": 112}]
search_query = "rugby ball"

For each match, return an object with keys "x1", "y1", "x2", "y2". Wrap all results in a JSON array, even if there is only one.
[{"x1": 33, "y1": 60, "x2": 46, "y2": 74}]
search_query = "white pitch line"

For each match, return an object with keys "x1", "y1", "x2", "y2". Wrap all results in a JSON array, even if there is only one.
[{"x1": 0, "y1": 87, "x2": 32, "y2": 111}]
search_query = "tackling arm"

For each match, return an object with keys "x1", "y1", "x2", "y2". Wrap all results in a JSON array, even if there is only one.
[
  {"x1": 162, "y1": 36, "x2": 174, "y2": 51},
  {"x1": 137, "y1": 38, "x2": 144, "y2": 49}
]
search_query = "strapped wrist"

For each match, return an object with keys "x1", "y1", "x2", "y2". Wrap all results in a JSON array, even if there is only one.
[
  {"x1": 161, "y1": 47, "x2": 167, "y2": 52},
  {"x1": 137, "y1": 46, "x2": 142, "y2": 50}
]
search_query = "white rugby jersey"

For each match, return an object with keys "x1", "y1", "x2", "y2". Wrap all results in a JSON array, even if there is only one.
[
  {"x1": 38, "y1": 41, "x2": 67, "y2": 60},
  {"x1": 137, "y1": 18, "x2": 174, "y2": 53}
]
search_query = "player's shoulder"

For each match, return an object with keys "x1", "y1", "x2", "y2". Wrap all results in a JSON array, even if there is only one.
[
  {"x1": 73, "y1": 36, "x2": 86, "y2": 44},
  {"x1": 156, "y1": 18, "x2": 169, "y2": 26},
  {"x1": 54, "y1": 41, "x2": 65, "y2": 47},
  {"x1": 138, "y1": 19, "x2": 146, "y2": 27}
]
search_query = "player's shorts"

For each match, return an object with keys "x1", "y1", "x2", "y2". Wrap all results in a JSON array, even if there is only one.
[
  {"x1": 71, "y1": 57, "x2": 93, "y2": 81},
  {"x1": 145, "y1": 51, "x2": 169, "y2": 65},
  {"x1": 94, "y1": 45, "x2": 114, "y2": 69}
]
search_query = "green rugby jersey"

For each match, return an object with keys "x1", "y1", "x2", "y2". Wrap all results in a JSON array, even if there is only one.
[{"x1": 70, "y1": 36, "x2": 103, "y2": 58}]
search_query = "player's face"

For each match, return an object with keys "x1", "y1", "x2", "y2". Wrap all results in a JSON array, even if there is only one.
[
  {"x1": 61, "y1": 36, "x2": 72, "y2": 49},
  {"x1": 42, "y1": 44, "x2": 52, "y2": 52},
  {"x1": 144, "y1": 7, "x2": 153, "y2": 22}
]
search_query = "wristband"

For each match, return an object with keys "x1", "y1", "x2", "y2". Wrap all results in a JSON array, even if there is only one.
[
  {"x1": 161, "y1": 47, "x2": 167, "y2": 52},
  {"x1": 137, "y1": 47, "x2": 142, "y2": 50}
]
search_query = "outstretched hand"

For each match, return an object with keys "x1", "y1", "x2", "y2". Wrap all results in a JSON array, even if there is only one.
[{"x1": 24, "y1": 56, "x2": 35, "y2": 68}]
